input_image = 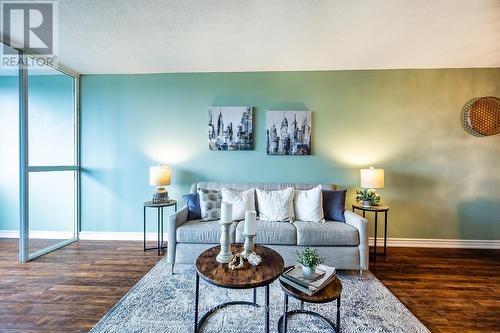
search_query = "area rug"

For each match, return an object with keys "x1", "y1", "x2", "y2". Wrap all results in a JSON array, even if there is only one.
[{"x1": 91, "y1": 258, "x2": 429, "y2": 333}]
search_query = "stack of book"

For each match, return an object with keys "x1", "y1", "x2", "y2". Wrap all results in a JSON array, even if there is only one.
[{"x1": 280, "y1": 264, "x2": 336, "y2": 296}]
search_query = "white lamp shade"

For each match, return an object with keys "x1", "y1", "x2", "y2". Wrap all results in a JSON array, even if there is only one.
[
  {"x1": 360, "y1": 167, "x2": 384, "y2": 189},
  {"x1": 149, "y1": 166, "x2": 171, "y2": 186}
]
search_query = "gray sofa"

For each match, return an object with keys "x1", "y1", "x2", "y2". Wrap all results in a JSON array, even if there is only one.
[{"x1": 168, "y1": 182, "x2": 369, "y2": 273}]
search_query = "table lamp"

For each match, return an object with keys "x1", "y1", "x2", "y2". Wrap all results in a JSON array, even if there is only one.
[
  {"x1": 149, "y1": 165, "x2": 171, "y2": 204},
  {"x1": 360, "y1": 166, "x2": 384, "y2": 206}
]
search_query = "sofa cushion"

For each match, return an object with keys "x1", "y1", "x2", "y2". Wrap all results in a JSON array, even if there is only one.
[
  {"x1": 198, "y1": 188, "x2": 222, "y2": 221},
  {"x1": 322, "y1": 189, "x2": 347, "y2": 222},
  {"x1": 294, "y1": 220, "x2": 359, "y2": 246},
  {"x1": 294, "y1": 185, "x2": 324, "y2": 222},
  {"x1": 236, "y1": 220, "x2": 297, "y2": 245},
  {"x1": 182, "y1": 193, "x2": 202, "y2": 220},
  {"x1": 256, "y1": 188, "x2": 295, "y2": 222},
  {"x1": 177, "y1": 219, "x2": 237, "y2": 243},
  {"x1": 193, "y1": 182, "x2": 336, "y2": 193},
  {"x1": 221, "y1": 187, "x2": 255, "y2": 221},
  {"x1": 192, "y1": 183, "x2": 337, "y2": 213}
]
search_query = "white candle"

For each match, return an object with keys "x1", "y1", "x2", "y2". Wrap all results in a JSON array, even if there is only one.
[
  {"x1": 244, "y1": 210, "x2": 257, "y2": 235},
  {"x1": 220, "y1": 202, "x2": 233, "y2": 224}
]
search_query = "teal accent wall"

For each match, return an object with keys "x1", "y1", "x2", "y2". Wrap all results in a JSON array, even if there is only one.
[
  {"x1": 0, "y1": 75, "x2": 75, "y2": 232},
  {"x1": 81, "y1": 69, "x2": 500, "y2": 240}
]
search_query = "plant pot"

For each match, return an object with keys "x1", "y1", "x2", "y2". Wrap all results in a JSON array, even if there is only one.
[
  {"x1": 362, "y1": 200, "x2": 371, "y2": 207},
  {"x1": 302, "y1": 265, "x2": 316, "y2": 279}
]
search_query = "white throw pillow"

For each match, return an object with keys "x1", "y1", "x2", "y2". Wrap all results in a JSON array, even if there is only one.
[
  {"x1": 294, "y1": 185, "x2": 324, "y2": 222},
  {"x1": 256, "y1": 188, "x2": 295, "y2": 222},
  {"x1": 221, "y1": 188, "x2": 255, "y2": 221}
]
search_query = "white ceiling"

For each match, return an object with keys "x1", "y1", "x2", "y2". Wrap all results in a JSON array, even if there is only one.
[{"x1": 53, "y1": 0, "x2": 500, "y2": 73}]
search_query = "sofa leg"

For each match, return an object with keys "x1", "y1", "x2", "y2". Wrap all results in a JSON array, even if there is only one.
[
  {"x1": 171, "y1": 264, "x2": 175, "y2": 275},
  {"x1": 359, "y1": 269, "x2": 363, "y2": 277}
]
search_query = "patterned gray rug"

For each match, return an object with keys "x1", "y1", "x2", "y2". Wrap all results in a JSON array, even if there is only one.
[{"x1": 91, "y1": 258, "x2": 429, "y2": 333}]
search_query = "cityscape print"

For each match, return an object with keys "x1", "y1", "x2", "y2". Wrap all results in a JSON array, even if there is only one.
[
  {"x1": 208, "y1": 106, "x2": 253, "y2": 150},
  {"x1": 266, "y1": 111, "x2": 311, "y2": 155}
]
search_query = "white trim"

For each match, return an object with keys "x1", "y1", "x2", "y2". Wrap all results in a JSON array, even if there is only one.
[
  {"x1": 2, "y1": 230, "x2": 498, "y2": 249},
  {"x1": 79, "y1": 231, "x2": 159, "y2": 241},
  {"x1": 369, "y1": 237, "x2": 500, "y2": 249},
  {"x1": 0, "y1": 230, "x2": 74, "y2": 239},
  {"x1": 0, "y1": 230, "x2": 19, "y2": 238},
  {"x1": 0, "y1": 230, "x2": 159, "y2": 241}
]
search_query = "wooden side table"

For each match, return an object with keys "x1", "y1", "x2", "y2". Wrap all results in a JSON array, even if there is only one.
[
  {"x1": 143, "y1": 200, "x2": 177, "y2": 255},
  {"x1": 194, "y1": 244, "x2": 284, "y2": 333},
  {"x1": 352, "y1": 203, "x2": 389, "y2": 261}
]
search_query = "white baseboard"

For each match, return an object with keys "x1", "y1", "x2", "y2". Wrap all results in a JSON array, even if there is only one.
[
  {"x1": 369, "y1": 237, "x2": 500, "y2": 249},
  {"x1": 0, "y1": 230, "x2": 17, "y2": 238},
  {"x1": 79, "y1": 231, "x2": 159, "y2": 241},
  {"x1": 0, "y1": 230, "x2": 74, "y2": 239},
  {"x1": 0, "y1": 230, "x2": 159, "y2": 241},
  {"x1": 1, "y1": 230, "x2": 498, "y2": 249}
]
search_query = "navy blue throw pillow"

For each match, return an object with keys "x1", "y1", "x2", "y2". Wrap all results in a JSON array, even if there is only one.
[
  {"x1": 182, "y1": 193, "x2": 201, "y2": 220},
  {"x1": 322, "y1": 190, "x2": 347, "y2": 222}
]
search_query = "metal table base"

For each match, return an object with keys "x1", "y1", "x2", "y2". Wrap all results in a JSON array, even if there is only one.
[
  {"x1": 194, "y1": 273, "x2": 271, "y2": 333},
  {"x1": 143, "y1": 201, "x2": 177, "y2": 255},
  {"x1": 278, "y1": 293, "x2": 340, "y2": 333}
]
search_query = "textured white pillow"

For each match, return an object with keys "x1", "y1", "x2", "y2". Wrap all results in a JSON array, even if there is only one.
[
  {"x1": 256, "y1": 188, "x2": 295, "y2": 222},
  {"x1": 221, "y1": 188, "x2": 255, "y2": 221},
  {"x1": 294, "y1": 185, "x2": 324, "y2": 222},
  {"x1": 198, "y1": 188, "x2": 222, "y2": 222}
]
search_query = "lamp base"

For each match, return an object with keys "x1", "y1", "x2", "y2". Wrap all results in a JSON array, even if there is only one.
[{"x1": 152, "y1": 190, "x2": 169, "y2": 204}]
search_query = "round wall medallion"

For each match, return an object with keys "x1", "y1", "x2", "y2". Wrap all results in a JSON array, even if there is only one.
[{"x1": 461, "y1": 96, "x2": 500, "y2": 137}]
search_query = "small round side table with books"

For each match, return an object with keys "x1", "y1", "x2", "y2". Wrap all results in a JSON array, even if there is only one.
[
  {"x1": 278, "y1": 277, "x2": 342, "y2": 333},
  {"x1": 352, "y1": 202, "x2": 389, "y2": 261},
  {"x1": 143, "y1": 200, "x2": 177, "y2": 256}
]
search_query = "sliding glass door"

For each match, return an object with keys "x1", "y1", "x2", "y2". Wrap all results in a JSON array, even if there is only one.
[
  {"x1": 0, "y1": 44, "x2": 20, "y2": 239},
  {"x1": 18, "y1": 53, "x2": 80, "y2": 261}
]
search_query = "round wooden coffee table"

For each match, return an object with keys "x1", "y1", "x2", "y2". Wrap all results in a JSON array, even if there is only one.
[
  {"x1": 278, "y1": 276, "x2": 342, "y2": 333},
  {"x1": 194, "y1": 244, "x2": 284, "y2": 333}
]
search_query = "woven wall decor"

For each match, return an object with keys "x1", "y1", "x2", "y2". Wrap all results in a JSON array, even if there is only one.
[{"x1": 461, "y1": 96, "x2": 500, "y2": 137}]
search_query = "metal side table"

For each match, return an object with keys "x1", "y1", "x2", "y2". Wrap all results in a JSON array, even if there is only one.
[
  {"x1": 143, "y1": 200, "x2": 177, "y2": 255},
  {"x1": 352, "y1": 203, "x2": 390, "y2": 261},
  {"x1": 278, "y1": 276, "x2": 342, "y2": 333}
]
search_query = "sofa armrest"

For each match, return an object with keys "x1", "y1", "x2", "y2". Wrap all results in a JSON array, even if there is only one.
[
  {"x1": 167, "y1": 206, "x2": 189, "y2": 265},
  {"x1": 344, "y1": 210, "x2": 369, "y2": 270}
]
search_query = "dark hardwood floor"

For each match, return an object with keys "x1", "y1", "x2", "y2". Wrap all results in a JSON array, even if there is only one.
[
  {"x1": 370, "y1": 247, "x2": 500, "y2": 333},
  {"x1": 0, "y1": 239, "x2": 162, "y2": 332},
  {"x1": 0, "y1": 239, "x2": 499, "y2": 332}
]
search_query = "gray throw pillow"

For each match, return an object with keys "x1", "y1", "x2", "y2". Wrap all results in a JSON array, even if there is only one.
[{"x1": 197, "y1": 188, "x2": 222, "y2": 221}]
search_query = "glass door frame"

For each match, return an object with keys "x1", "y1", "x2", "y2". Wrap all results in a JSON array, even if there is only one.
[{"x1": 18, "y1": 50, "x2": 81, "y2": 262}]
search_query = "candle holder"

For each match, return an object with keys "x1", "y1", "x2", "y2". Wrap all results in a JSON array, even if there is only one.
[
  {"x1": 240, "y1": 233, "x2": 256, "y2": 259},
  {"x1": 216, "y1": 221, "x2": 233, "y2": 263}
]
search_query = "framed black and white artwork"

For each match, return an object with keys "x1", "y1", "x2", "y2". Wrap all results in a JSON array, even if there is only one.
[
  {"x1": 208, "y1": 106, "x2": 253, "y2": 150},
  {"x1": 266, "y1": 111, "x2": 311, "y2": 155}
]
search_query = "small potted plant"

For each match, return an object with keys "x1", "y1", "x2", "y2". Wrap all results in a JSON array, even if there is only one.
[
  {"x1": 296, "y1": 247, "x2": 326, "y2": 279},
  {"x1": 355, "y1": 188, "x2": 381, "y2": 207}
]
